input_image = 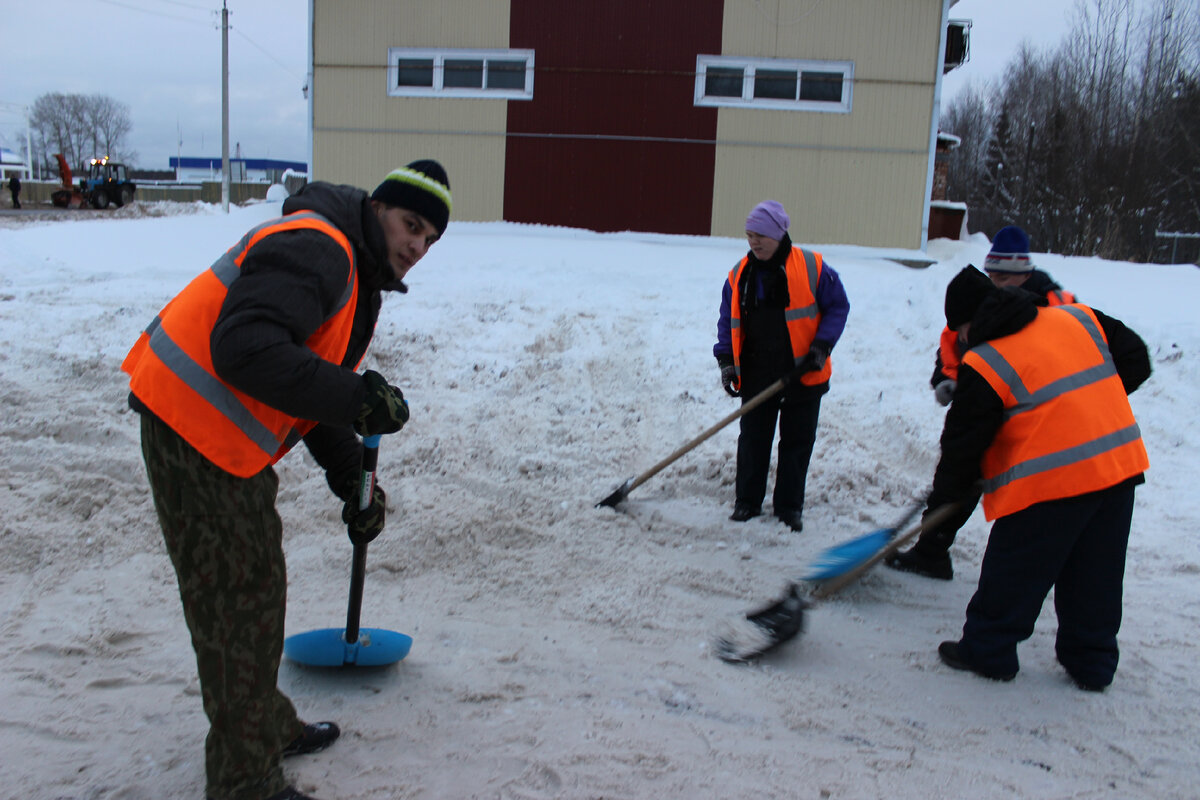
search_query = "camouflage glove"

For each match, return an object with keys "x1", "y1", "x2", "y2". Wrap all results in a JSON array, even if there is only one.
[
  {"x1": 343, "y1": 482, "x2": 387, "y2": 546},
  {"x1": 354, "y1": 370, "x2": 409, "y2": 436}
]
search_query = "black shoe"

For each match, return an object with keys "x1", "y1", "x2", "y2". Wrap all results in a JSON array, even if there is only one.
[
  {"x1": 885, "y1": 546, "x2": 953, "y2": 580},
  {"x1": 265, "y1": 787, "x2": 323, "y2": 800},
  {"x1": 282, "y1": 721, "x2": 340, "y2": 758},
  {"x1": 729, "y1": 503, "x2": 761, "y2": 522},
  {"x1": 774, "y1": 510, "x2": 803, "y2": 532},
  {"x1": 210, "y1": 786, "x2": 322, "y2": 800},
  {"x1": 938, "y1": 641, "x2": 1016, "y2": 682},
  {"x1": 1065, "y1": 670, "x2": 1108, "y2": 693}
]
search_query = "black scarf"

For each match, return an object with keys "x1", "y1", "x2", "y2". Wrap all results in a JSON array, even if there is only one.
[{"x1": 737, "y1": 233, "x2": 792, "y2": 310}]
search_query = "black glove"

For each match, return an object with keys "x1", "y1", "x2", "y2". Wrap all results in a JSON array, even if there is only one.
[
  {"x1": 934, "y1": 379, "x2": 957, "y2": 406},
  {"x1": 796, "y1": 341, "x2": 831, "y2": 374},
  {"x1": 720, "y1": 364, "x2": 739, "y2": 397},
  {"x1": 354, "y1": 370, "x2": 409, "y2": 436},
  {"x1": 343, "y1": 482, "x2": 387, "y2": 545}
]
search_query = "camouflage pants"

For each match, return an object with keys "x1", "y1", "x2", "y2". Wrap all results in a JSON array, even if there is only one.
[{"x1": 140, "y1": 413, "x2": 301, "y2": 800}]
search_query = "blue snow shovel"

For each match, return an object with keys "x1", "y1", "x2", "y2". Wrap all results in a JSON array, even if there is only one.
[
  {"x1": 799, "y1": 499, "x2": 927, "y2": 581},
  {"x1": 284, "y1": 435, "x2": 413, "y2": 667}
]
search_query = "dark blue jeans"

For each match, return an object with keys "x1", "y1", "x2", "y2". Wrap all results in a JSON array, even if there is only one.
[{"x1": 959, "y1": 482, "x2": 1136, "y2": 686}]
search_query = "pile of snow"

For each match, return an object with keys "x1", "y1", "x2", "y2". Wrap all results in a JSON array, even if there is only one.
[{"x1": 0, "y1": 204, "x2": 1196, "y2": 798}]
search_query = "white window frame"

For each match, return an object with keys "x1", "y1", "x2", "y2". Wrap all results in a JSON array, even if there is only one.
[
  {"x1": 694, "y1": 55, "x2": 854, "y2": 113},
  {"x1": 387, "y1": 47, "x2": 535, "y2": 100}
]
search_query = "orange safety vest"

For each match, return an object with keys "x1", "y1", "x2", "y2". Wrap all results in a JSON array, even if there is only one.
[
  {"x1": 938, "y1": 326, "x2": 963, "y2": 382},
  {"x1": 728, "y1": 247, "x2": 831, "y2": 391},
  {"x1": 962, "y1": 304, "x2": 1148, "y2": 520},
  {"x1": 122, "y1": 211, "x2": 360, "y2": 478},
  {"x1": 937, "y1": 286, "x2": 1077, "y2": 383}
]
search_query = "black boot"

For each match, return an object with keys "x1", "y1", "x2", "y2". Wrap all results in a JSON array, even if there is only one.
[
  {"x1": 729, "y1": 503, "x2": 761, "y2": 522},
  {"x1": 885, "y1": 546, "x2": 953, "y2": 580},
  {"x1": 283, "y1": 721, "x2": 340, "y2": 758},
  {"x1": 265, "y1": 787, "x2": 324, "y2": 800},
  {"x1": 774, "y1": 510, "x2": 803, "y2": 532},
  {"x1": 938, "y1": 641, "x2": 1016, "y2": 681}
]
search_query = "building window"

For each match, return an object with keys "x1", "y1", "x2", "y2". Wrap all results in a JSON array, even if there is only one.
[
  {"x1": 694, "y1": 56, "x2": 853, "y2": 113},
  {"x1": 387, "y1": 48, "x2": 535, "y2": 99}
]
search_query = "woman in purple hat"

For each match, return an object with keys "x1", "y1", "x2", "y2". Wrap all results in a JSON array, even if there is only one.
[{"x1": 713, "y1": 200, "x2": 850, "y2": 532}]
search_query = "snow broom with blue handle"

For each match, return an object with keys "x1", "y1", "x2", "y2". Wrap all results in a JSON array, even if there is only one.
[{"x1": 712, "y1": 499, "x2": 966, "y2": 663}]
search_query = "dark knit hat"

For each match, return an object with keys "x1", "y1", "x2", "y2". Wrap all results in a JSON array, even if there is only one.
[
  {"x1": 371, "y1": 159, "x2": 452, "y2": 236},
  {"x1": 983, "y1": 225, "x2": 1033, "y2": 273},
  {"x1": 944, "y1": 265, "x2": 995, "y2": 329}
]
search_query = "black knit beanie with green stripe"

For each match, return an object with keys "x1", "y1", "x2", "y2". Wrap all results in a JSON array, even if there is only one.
[{"x1": 370, "y1": 159, "x2": 452, "y2": 235}]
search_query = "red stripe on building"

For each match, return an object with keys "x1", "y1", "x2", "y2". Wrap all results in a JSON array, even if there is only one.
[{"x1": 506, "y1": 1, "x2": 722, "y2": 235}]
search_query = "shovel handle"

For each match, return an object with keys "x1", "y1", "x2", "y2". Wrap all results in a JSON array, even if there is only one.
[
  {"x1": 345, "y1": 434, "x2": 381, "y2": 645},
  {"x1": 811, "y1": 500, "x2": 966, "y2": 599},
  {"x1": 604, "y1": 363, "x2": 808, "y2": 504}
]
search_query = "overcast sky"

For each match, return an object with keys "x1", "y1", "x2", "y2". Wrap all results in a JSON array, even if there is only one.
[
  {"x1": 1, "y1": 0, "x2": 308, "y2": 169},
  {"x1": 0, "y1": 0, "x2": 1112, "y2": 171}
]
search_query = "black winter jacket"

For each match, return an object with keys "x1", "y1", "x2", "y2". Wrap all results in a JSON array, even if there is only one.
[
  {"x1": 132, "y1": 182, "x2": 403, "y2": 496},
  {"x1": 930, "y1": 269, "x2": 1072, "y2": 389},
  {"x1": 926, "y1": 287, "x2": 1151, "y2": 527}
]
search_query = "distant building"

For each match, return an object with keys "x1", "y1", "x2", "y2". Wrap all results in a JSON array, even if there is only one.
[
  {"x1": 1, "y1": 146, "x2": 26, "y2": 179},
  {"x1": 169, "y1": 157, "x2": 308, "y2": 184},
  {"x1": 308, "y1": 0, "x2": 969, "y2": 248}
]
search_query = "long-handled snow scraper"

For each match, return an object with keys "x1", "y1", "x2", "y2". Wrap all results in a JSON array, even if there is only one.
[
  {"x1": 712, "y1": 499, "x2": 966, "y2": 663},
  {"x1": 284, "y1": 435, "x2": 413, "y2": 667},
  {"x1": 596, "y1": 363, "x2": 811, "y2": 509}
]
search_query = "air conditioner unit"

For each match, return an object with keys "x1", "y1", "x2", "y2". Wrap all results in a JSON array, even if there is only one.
[{"x1": 944, "y1": 19, "x2": 971, "y2": 73}]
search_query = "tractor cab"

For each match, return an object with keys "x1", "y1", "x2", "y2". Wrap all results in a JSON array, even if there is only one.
[{"x1": 81, "y1": 156, "x2": 136, "y2": 208}]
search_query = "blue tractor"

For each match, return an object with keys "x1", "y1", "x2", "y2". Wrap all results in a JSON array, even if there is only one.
[{"x1": 81, "y1": 156, "x2": 136, "y2": 209}]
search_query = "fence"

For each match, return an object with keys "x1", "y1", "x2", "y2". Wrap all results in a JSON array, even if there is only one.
[
  {"x1": 15, "y1": 179, "x2": 277, "y2": 207},
  {"x1": 1154, "y1": 231, "x2": 1200, "y2": 266}
]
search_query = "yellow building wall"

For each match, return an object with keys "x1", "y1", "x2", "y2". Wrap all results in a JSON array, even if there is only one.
[
  {"x1": 311, "y1": 0, "x2": 511, "y2": 222},
  {"x1": 711, "y1": 0, "x2": 944, "y2": 248}
]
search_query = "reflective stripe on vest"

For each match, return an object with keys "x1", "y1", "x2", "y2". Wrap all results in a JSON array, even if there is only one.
[
  {"x1": 122, "y1": 211, "x2": 358, "y2": 477},
  {"x1": 963, "y1": 305, "x2": 1148, "y2": 519},
  {"x1": 727, "y1": 247, "x2": 831, "y2": 390}
]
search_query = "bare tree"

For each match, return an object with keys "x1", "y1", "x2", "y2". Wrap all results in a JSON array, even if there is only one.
[
  {"x1": 29, "y1": 92, "x2": 134, "y2": 177},
  {"x1": 941, "y1": 0, "x2": 1199, "y2": 262}
]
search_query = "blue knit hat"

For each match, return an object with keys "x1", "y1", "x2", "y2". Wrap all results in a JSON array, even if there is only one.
[{"x1": 984, "y1": 225, "x2": 1033, "y2": 273}]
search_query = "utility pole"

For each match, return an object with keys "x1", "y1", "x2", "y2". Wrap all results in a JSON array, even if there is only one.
[{"x1": 221, "y1": 0, "x2": 230, "y2": 212}]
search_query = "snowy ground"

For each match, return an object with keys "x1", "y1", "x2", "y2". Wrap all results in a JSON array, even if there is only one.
[{"x1": 1, "y1": 200, "x2": 1197, "y2": 799}]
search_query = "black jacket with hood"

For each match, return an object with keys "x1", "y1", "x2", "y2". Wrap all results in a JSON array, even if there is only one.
[
  {"x1": 131, "y1": 181, "x2": 404, "y2": 495},
  {"x1": 925, "y1": 286, "x2": 1151, "y2": 531},
  {"x1": 930, "y1": 268, "x2": 1073, "y2": 389}
]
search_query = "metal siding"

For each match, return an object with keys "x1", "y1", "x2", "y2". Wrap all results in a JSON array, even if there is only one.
[
  {"x1": 311, "y1": 0, "x2": 510, "y2": 220},
  {"x1": 712, "y1": 0, "x2": 942, "y2": 247},
  {"x1": 505, "y1": 0, "x2": 723, "y2": 235},
  {"x1": 311, "y1": 0, "x2": 946, "y2": 247}
]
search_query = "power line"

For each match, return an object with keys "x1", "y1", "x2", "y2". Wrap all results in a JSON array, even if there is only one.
[
  {"x1": 92, "y1": 0, "x2": 210, "y2": 25},
  {"x1": 231, "y1": 27, "x2": 305, "y2": 80}
]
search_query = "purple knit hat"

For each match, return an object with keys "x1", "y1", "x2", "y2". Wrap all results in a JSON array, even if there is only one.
[{"x1": 745, "y1": 200, "x2": 789, "y2": 240}]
